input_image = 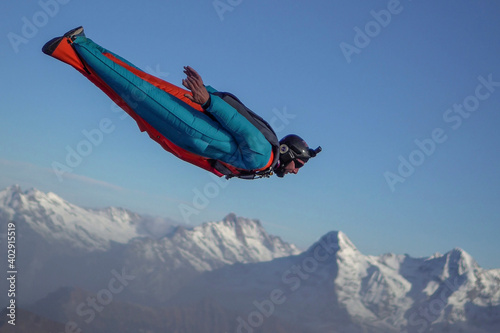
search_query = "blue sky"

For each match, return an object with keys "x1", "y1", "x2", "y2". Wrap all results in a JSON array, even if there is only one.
[{"x1": 1, "y1": 1, "x2": 500, "y2": 268}]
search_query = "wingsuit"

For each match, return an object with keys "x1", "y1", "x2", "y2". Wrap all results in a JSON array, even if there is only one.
[{"x1": 42, "y1": 27, "x2": 320, "y2": 179}]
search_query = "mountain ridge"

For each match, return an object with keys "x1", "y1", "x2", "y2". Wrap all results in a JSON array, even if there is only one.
[
  {"x1": 1, "y1": 185, "x2": 499, "y2": 332},
  {"x1": 0, "y1": 185, "x2": 301, "y2": 306},
  {"x1": 170, "y1": 228, "x2": 500, "y2": 332}
]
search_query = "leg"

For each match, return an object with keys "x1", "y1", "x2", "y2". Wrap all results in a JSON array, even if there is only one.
[{"x1": 43, "y1": 30, "x2": 249, "y2": 169}]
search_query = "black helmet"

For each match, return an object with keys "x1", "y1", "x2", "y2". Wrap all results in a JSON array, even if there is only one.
[{"x1": 274, "y1": 135, "x2": 321, "y2": 177}]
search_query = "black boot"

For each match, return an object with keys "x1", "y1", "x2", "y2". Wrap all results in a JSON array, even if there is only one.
[{"x1": 42, "y1": 26, "x2": 85, "y2": 55}]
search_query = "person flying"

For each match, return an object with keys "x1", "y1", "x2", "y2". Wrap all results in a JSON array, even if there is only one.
[{"x1": 42, "y1": 27, "x2": 321, "y2": 179}]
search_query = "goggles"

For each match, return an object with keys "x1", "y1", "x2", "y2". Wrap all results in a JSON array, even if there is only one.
[{"x1": 294, "y1": 159, "x2": 306, "y2": 169}]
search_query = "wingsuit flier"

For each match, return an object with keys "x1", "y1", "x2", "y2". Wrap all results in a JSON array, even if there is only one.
[{"x1": 42, "y1": 27, "x2": 321, "y2": 179}]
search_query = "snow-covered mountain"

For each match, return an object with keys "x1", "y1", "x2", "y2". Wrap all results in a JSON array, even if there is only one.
[
  {"x1": 175, "y1": 231, "x2": 500, "y2": 333},
  {"x1": 0, "y1": 185, "x2": 300, "y2": 305},
  {"x1": 0, "y1": 185, "x2": 299, "y2": 258},
  {"x1": 1, "y1": 185, "x2": 499, "y2": 333},
  {"x1": 0, "y1": 185, "x2": 175, "y2": 252},
  {"x1": 151, "y1": 212, "x2": 301, "y2": 268},
  {"x1": 112, "y1": 213, "x2": 301, "y2": 304}
]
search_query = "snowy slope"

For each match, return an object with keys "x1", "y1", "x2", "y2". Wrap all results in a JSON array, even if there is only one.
[{"x1": 168, "y1": 213, "x2": 301, "y2": 266}]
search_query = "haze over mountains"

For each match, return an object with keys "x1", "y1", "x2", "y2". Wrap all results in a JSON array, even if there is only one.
[{"x1": 0, "y1": 185, "x2": 499, "y2": 333}]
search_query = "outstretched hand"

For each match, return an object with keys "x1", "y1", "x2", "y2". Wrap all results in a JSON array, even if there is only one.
[{"x1": 182, "y1": 66, "x2": 210, "y2": 106}]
